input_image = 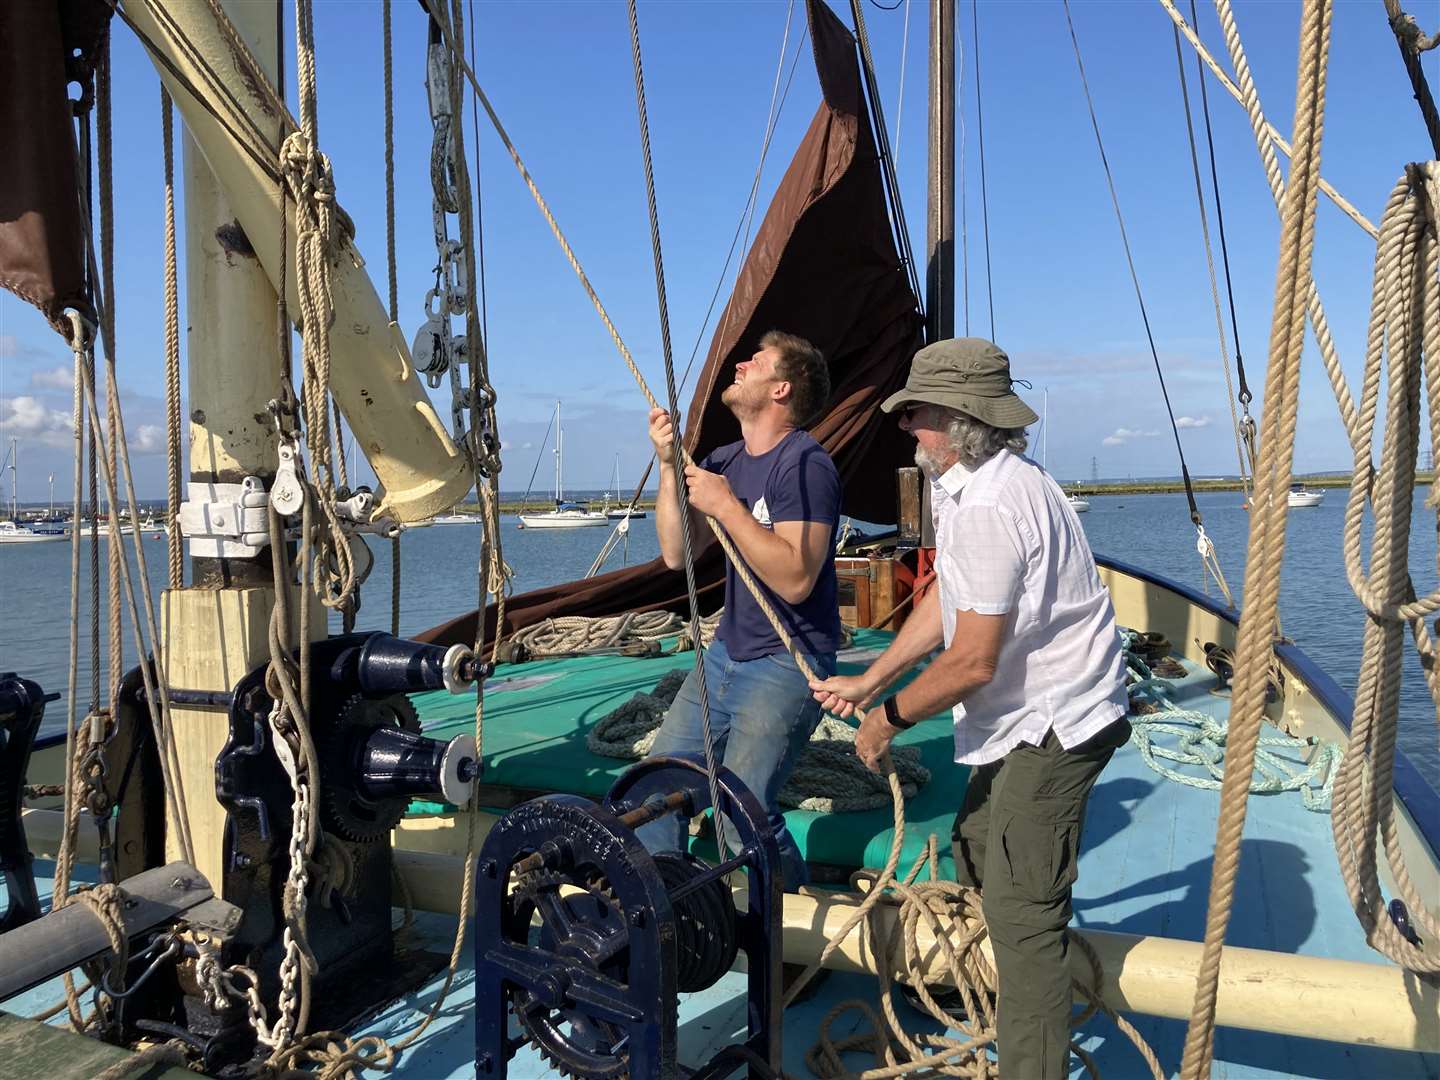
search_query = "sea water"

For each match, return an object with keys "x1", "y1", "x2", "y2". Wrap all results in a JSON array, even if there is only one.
[{"x1": 2, "y1": 489, "x2": 1436, "y2": 789}]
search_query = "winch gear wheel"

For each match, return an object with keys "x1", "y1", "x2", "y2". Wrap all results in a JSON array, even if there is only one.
[
  {"x1": 316, "y1": 692, "x2": 420, "y2": 842},
  {"x1": 505, "y1": 861, "x2": 633, "y2": 1080}
]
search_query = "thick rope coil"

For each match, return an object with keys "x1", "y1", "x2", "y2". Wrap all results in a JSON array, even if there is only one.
[{"x1": 1328, "y1": 164, "x2": 1440, "y2": 973}]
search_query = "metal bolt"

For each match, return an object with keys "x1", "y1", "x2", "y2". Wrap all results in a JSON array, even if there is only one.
[
  {"x1": 213, "y1": 513, "x2": 226, "y2": 527},
  {"x1": 629, "y1": 909, "x2": 645, "y2": 929},
  {"x1": 234, "y1": 852, "x2": 253, "y2": 869},
  {"x1": 191, "y1": 409, "x2": 206, "y2": 423},
  {"x1": 477, "y1": 1052, "x2": 493, "y2": 1072},
  {"x1": 481, "y1": 859, "x2": 496, "y2": 879}
]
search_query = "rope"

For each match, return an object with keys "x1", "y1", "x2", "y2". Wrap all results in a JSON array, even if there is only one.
[
  {"x1": 92, "y1": 1041, "x2": 189, "y2": 1080},
  {"x1": 1121, "y1": 639, "x2": 1339, "y2": 811},
  {"x1": 161, "y1": 88, "x2": 183, "y2": 590},
  {"x1": 1179, "y1": 2, "x2": 1332, "y2": 1074},
  {"x1": 626, "y1": 0, "x2": 733, "y2": 859},
  {"x1": 1064, "y1": 1, "x2": 1206, "y2": 534},
  {"x1": 1157, "y1": 0, "x2": 1376, "y2": 239},
  {"x1": 793, "y1": 829, "x2": 1164, "y2": 1079},
  {"x1": 1170, "y1": 26, "x2": 1250, "y2": 500},
  {"x1": 972, "y1": 0, "x2": 995, "y2": 340},
  {"x1": 1383, "y1": 0, "x2": 1440, "y2": 158},
  {"x1": 511, "y1": 610, "x2": 691, "y2": 654},
  {"x1": 98, "y1": 36, "x2": 123, "y2": 710},
  {"x1": 588, "y1": 670, "x2": 930, "y2": 813},
  {"x1": 1329, "y1": 165, "x2": 1440, "y2": 973}
]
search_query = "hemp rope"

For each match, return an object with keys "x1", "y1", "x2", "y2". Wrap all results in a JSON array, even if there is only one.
[
  {"x1": 161, "y1": 88, "x2": 183, "y2": 591},
  {"x1": 1329, "y1": 166, "x2": 1440, "y2": 972},
  {"x1": 1179, "y1": 2, "x2": 1332, "y2": 1075},
  {"x1": 91, "y1": 1041, "x2": 190, "y2": 1080},
  {"x1": 1156, "y1": 0, "x2": 1375, "y2": 239},
  {"x1": 98, "y1": 39, "x2": 125, "y2": 715}
]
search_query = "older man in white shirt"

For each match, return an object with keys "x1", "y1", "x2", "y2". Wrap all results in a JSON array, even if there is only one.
[{"x1": 810, "y1": 337, "x2": 1129, "y2": 1080}]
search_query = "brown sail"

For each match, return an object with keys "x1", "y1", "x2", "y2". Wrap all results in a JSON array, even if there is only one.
[
  {"x1": 0, "y1": 2, "x2": 110, "y2": 337},
  {"x1": 420, "y1": 0, "x2": 922, "y2": 648}
]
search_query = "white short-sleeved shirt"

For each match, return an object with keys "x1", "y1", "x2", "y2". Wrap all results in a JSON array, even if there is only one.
[{"x1": 931, "y1": 449, "x2": 1126, "y2": 765}]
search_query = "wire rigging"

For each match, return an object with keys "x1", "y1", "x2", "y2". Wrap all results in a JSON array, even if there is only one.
[
  {"x1": 972, "y1": 0, "x2": 995, "y2": 339},
  {"x1": 850, "y1": 0, "x2": 925, "y2": 316},
  {"x1": 1061, "y1": 0, "x2": 1205, "y2": 528},
  {"x1": 679, "y1": 12, "x2": 807, "y2": 400},
  {"x1": 625, "y1": 0, "x2": 731, "y2": 860}
]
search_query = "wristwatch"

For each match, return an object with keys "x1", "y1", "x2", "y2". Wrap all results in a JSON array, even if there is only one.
[{"x1": 883, "y1": 695, "x2": 916, "y2": 731}]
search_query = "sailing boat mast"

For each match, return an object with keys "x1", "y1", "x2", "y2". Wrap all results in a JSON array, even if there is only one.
[
  {"x1": 926, "y1": 0, "x2": 956, "y2": 342},
  {"x1": 554, "y1": 400, "x2": 563, "y2": 504}
]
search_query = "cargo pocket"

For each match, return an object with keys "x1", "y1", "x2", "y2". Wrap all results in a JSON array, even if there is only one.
[{"x1": 997, "y1": 800, "x2": 1080, "y2": 909}]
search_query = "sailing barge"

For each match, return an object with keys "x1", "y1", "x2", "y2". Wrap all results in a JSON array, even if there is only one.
[{"x1": 1, "y1": 1, "x2": 1438, "y2": 1078}]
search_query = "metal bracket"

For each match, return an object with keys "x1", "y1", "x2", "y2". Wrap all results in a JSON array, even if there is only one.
[{"x1": 177, "y1": 478, "x2": 270, "y2": 559}]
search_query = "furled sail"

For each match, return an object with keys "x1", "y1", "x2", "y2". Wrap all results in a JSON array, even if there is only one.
[
  {"x1": 420, "y1": 0, "x2": 922, "y2": 647},
  {"x1": 0, "y1": 1, "x2": 111, "y2": 336}
]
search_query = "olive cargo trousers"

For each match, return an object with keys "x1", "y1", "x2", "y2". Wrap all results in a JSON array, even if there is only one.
[{"x1": 951, "y1": 718, "x2": 1131, "y2": 1080}]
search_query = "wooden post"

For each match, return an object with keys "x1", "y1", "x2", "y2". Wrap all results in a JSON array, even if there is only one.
[{"x1": 157, "y1": 0, "x2": 311, "y2": 891}]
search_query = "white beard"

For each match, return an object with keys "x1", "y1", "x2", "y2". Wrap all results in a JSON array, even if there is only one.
[{"x1": 914, "y1": 444, "x2": 947, "y2": 478}]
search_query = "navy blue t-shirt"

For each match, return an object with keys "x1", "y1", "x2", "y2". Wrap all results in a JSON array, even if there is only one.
[{"x1": 701, "y1": 430, "x2": 843, "y2": 661}]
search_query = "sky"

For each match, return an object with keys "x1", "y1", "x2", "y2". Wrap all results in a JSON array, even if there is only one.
[{"x1": 1, "y1": 0, "x2": 1437, "y2": 502}]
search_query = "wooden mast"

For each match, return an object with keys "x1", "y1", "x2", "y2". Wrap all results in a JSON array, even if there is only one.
[{"x1": 926, "y1": 0, "x2": 956, "y2": 343}]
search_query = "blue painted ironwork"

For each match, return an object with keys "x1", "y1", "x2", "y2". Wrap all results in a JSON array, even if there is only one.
[{"x1": 475, "y1": 752, "x2": 783, "y2": 1079}]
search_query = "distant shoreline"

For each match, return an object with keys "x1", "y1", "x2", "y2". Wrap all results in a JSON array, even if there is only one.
[{"x1": 10, "y1": 473, "x2": 1435, "y2": 517}]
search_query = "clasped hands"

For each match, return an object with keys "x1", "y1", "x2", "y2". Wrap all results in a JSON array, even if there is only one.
[{"x1": 809, "y1": 673, "x2": 900, "y2": 775}]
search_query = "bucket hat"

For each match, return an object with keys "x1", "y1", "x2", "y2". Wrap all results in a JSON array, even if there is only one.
[{"x1": 881, "y1": 338, "x2": 1039, "y2": 428}]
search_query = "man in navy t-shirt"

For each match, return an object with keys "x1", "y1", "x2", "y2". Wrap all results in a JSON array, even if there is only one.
[{"x1": 639, "y1": 330, "x2": 842, "y2": 889}]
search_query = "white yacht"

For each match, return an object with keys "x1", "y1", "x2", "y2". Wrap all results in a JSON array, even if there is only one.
[
  {"x1": 1288, "y1": 484, "x2": 1325, "y2": 508},
  {"x1": 517, "y1": 402, "x2": 607, "y2": 529},
  {"x1": 0, "y1": 520, "x2": 66, "y2": 544}
]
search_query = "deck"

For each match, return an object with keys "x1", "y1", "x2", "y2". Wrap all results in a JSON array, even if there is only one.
[{"x1": 4, "y1": 639, "x2": 1438, "y2": 1078}]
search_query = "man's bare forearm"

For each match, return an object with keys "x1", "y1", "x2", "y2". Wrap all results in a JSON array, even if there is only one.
[
  {"x1": 712, "y1": 499, "x2": 816, "y2": 604},
  {"x1": 861, "y1": 586, "x2": 944, "y2": 698}
]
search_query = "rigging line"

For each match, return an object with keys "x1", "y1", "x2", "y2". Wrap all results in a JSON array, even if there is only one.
[
  {"x1": 1156, "y1": 0, "x2": 1376, "y2": 238},
  {"x1": 1172, "y1": 25, "x2": 1249, "y2": 492},
  {"x1": 468, "y1": 0, "x2": 490, "y2": 351},
  {"x1": 1382, "y1": 0, "x2": 1440, "y2": 158},
  {"x1": 1188, "y1": 0, "x2": 1250, "y2": 410},
  {"x1": 851, "y1": 0, "x2": 926, "y2": 312},
  {"x1": 894, "y1": 0, "x2": 912, "y2": 175},
  {"x1": 519, "y1": 405, "x2": 559, "y2": 508},
  {"x1": 102, "y1": 0, "x2": 282, "y2": 186},
  {"x1": 1062, "y1": 0, "x2": 1204, "y2": 527},
  {"x1": 959, "y1": 8, "x2": 969, "y2": 336},
  {"x1": 679, "y1": 17, "x2": 807, "y2": 399},
  {"x1": 626, "y1": 0, "x2": 731, "y2": 859},
  {"x1": 973, "y1": 0, "x2": 995, "y2": 340},
  {"x1": 739, "y1": 1, "x2": 795, "y2": 270}
]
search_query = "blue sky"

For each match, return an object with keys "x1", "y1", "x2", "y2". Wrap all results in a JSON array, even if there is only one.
[{"x1": 1, "y1": 0, "x2": 1436, "y2": 501}]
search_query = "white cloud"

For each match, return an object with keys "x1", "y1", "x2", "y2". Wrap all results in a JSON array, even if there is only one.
[
  {"x1": 30, "y1": 366, "x2": 74, "y2": 391},
  {"x1": 0, "y1": 395, "x2": 75, "y2": 447},
  {"x1": 1102, "y1": 427, "x2": 1159, "y2": 446},
  {"x1": 1175, "y1": 415, "x2": 1212, "y2": 429},
  {"x1": 131, "y1": 425, "x2": 165, "y2": 454}
]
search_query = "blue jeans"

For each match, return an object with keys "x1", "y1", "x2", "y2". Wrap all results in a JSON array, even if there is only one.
[{"x1": 636, "y1": 638, "x2": 836, "y2": 890}]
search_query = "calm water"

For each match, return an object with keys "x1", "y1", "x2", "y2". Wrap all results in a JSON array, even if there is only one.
[{"x1": 2, "y1": 491, "x2": 1436, "y2": 787}]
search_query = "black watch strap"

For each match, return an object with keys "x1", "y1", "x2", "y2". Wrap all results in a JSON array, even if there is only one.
[{"x1": 883, "y1": 695, "x2": 916, "y2": 730}]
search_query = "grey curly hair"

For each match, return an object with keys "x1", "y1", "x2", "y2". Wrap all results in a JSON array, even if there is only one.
[{"x1": 941, "y1": 409, "x2": 1029, "y2": 468}]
